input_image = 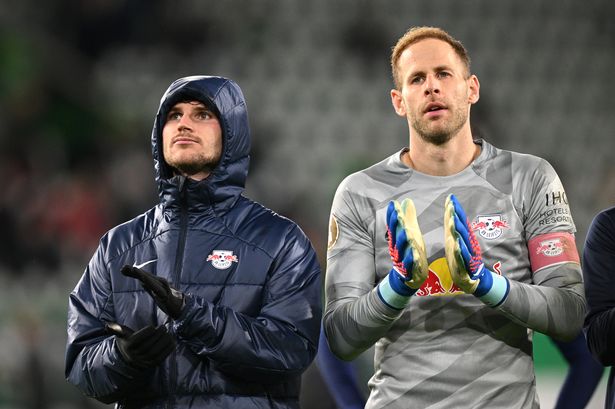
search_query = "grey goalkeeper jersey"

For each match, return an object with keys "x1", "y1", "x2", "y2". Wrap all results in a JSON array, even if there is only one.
[{"x1": 324, "y1": 140, "x2": 585, "y2": 409}]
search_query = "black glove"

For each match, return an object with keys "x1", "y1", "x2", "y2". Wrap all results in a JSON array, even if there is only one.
[
  {"x1": 121, "y1": 265, "x2": 185, "y2": 319},
  {"x1": 105, "y1": 322, "x2": 175, "y2": 368}
]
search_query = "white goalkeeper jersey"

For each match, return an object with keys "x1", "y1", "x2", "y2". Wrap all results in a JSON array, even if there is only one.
[{"x1": 323, "y1": 140, "x2": 585, "y2": 409}]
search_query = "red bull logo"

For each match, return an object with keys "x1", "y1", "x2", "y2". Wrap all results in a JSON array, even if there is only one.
[
  {"x1": 415, "y1": 258, "x2": 464, "y2": 297},
  {"x1": 416, "y1": 258, "x2": 504, "y2": 296},
  {"x1": 535, "y1": 238, "x2": 564, "y2": 257},
  {"x1": 471, "y1": 215, "x2": 509, "y2": 240},
  {"x1": 206, "y1": 250, "x2": 239, "y2": 270}
]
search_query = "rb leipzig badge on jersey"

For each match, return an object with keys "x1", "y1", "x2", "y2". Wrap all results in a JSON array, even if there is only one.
[
  {"x1": 206, "y1": 250, "x2": 239, "y2": 270},
  {"x1": 471, "y1": 214, "x2": 509, "y2": 240},
  {"x1": 535, "y1": 238, "x2": 565, "y2": 257}
]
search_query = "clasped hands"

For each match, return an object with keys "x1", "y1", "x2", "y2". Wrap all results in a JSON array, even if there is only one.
[
  {"x1": 105, "y1": 265, "x2": 186, "y2": 368},
  {"x1": 381, "y1": 194, "x2": 509, "y2": 308}
]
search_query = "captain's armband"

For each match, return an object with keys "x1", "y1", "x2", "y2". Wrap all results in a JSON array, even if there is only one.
[{"x1": 528, "y1": 232, "x2": 580, "y2": 274}]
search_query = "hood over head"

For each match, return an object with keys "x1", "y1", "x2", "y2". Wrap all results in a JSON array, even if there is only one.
[{"x1": 151, "y1": 76, "x2": 250, "y2": 208}]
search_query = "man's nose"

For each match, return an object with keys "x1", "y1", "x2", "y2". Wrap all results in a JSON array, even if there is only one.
[
  {"x1": 424, "y1": 76, "x2": 440, "y2": 96},
  {"x1": 178, "y1": 115, "x2": 193, "y2": 130}
]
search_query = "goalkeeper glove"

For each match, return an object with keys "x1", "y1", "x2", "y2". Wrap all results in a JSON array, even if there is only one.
[
  {"x1": 121, "y1": 265, "x2": 185, "y2": 319},
  {"x1": 444, "y1": 194, "x2": 510, "y2": 307},
  {"x1": 377, "y1": 198, "x2": 429, "y2": 309},
  {"x1": 105, "y1": 322, "x2": 175, "y2": 368}
]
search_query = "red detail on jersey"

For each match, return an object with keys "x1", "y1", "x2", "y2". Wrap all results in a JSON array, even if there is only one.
[
  {"x1": 528, "y1": 232, "x2": 580, "y2": 273},
  {"x1": 471, "y1": 221, "x2": 488, "y2": 230},
  {"x1": 492, "y1": 220, "x2": 509, "y2": 229},
  {"x1": 415, "y1": 271, "x2": 447, "y2": 296}
]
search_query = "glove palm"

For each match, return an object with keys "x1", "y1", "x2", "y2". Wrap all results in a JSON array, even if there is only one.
[
  {"x1": 444, "y1": 194, "x2": 509, "y2": 307},
  {"x1": 377, "y1": 198, "x2": 428, "y2": 309},
  {"x1": 389, "y1": 199, "x2": 429, "y2": 289}
]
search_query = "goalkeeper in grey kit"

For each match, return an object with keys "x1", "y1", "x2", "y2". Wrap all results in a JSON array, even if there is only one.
[{"x1": 323, "y1": 26, "x2": 585, "y2": 409}]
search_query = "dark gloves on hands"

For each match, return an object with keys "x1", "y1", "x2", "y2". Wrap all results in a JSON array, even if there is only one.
[
  {"x1": 105, "y1": 322, "x2": 175, "y2": 368},
  {"x1": 105, "y1": 265, "x2": 182, "y2": 369},
  {"x1": 121, "y1": 265, "x2": 185, "y2": 319}
]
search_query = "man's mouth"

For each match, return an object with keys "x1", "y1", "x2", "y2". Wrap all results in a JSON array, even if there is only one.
[
  {"x1": 424, "y1": 103, "x2": 446, "y2": 113},
  {"x1": 173, "y1": 135, "x2": 198, "y2": 145}
]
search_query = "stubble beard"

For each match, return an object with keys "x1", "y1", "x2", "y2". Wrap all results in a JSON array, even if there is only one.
[
  {"x1": 411, "y1": 104, "x2": 468, "y2": 146},
  {"x1": 166, "y1": 151, "x2": 220, "y2": 177}
]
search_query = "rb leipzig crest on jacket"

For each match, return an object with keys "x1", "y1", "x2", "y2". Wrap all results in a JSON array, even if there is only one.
[
  {"x1": 206, "y1": 250, "x2": 239, "y2": 269},
  {"x1": 471, "y1": 214, "x2": 509, "y2": 240}
]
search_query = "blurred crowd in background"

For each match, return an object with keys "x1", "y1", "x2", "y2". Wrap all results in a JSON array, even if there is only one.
[{"x1": 1, "y1": 0, "x2": 615, "y2": 407}]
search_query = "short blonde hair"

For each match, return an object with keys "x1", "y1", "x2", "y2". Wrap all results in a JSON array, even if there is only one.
[{"x1": 391, "y1": 26, "x2": 471, "y2": 89}]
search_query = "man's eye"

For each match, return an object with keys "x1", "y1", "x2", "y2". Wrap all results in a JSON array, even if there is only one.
[
  {"x1": 437, "y1": 72, "x2": 451, "y2": 78},
  {"x1": 168, "y1": 112, "x2": 181, "y2": 120},
  {"x1": 410, "y1": 77, "x2": 423, "y2": 84}
]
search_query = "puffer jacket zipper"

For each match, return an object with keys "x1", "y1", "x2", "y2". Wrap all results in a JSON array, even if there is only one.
[{"x1": 168, "y1": 177, "x2": 188, "y2": 409}]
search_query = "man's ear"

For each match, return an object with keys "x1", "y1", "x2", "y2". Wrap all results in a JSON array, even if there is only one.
[
  {"x1": 391, "y1": 89, "x2": 407, "y2": 117},
  {"x1": 468, "y1": 75, "x2": 480, "y2": 104}
]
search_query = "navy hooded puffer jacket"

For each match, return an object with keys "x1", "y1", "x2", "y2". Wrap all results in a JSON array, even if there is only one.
[{"x1": 65, "y1": 76, "x2": 322, "y2": 408}]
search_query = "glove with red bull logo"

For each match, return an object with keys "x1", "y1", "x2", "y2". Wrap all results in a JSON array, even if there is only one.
[
  {"x1": 444, "y1": 194, "x2": 510, "y2": 307},
  {"x1": 377, "y1": 198, "x2": 429, "y2": 310},
  {"x1": 121, "y1": 265, "x2": 185, "y2": 319}
]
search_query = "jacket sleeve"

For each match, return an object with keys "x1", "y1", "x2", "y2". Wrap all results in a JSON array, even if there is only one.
[
  {"x1": 64, "y1": 239, "x2": 151, "y2": 403},
  {"x1": 583, "y1": 207, "x2": 615, "y2": 365},
  {"x1": 173, "y1": 225, "x2": 322, "y2": 383}
]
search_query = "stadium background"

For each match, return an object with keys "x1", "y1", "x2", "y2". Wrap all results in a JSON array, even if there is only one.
[{"x1": 1, "y1": 0, "x2": 614, "y2": 407}]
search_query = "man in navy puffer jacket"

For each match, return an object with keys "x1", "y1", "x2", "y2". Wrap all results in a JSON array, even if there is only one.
[{"x1": 65, "y1": 76, "x2": 322, "y2": 408}]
